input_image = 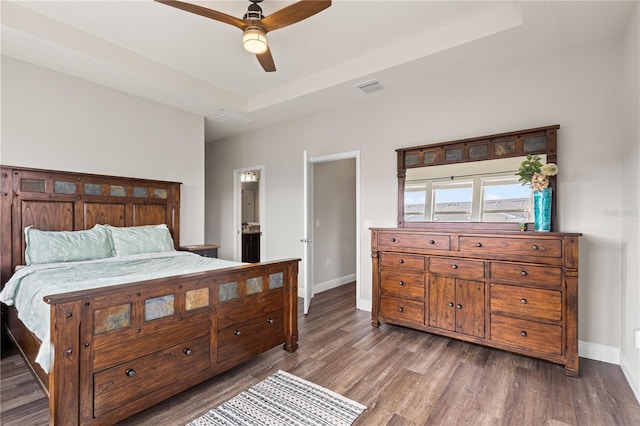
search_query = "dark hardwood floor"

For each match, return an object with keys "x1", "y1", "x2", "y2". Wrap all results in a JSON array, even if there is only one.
[{"x1": 2, "y1": 282, "x2": 640, "y2": 425}]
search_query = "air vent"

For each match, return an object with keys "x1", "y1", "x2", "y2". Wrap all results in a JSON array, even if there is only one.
[
  {"x1": 213, "y1": 113, "x2": 251, "y2": 127},
  {"x1": 354, "y1": 79, "x2": 384, "y2": 94}
]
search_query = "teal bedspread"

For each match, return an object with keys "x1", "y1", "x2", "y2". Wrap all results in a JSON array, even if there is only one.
[{"x1": 0, "y1": 251, "x2": 242, "y2": 373}]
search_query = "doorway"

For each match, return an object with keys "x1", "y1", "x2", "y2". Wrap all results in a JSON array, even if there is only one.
[
  {"x1": 302, "y1": 151, "x2": 360, "y2": 314},
  {"x1": 233, "y1": 166, "x2": 266, "y2": 263}
]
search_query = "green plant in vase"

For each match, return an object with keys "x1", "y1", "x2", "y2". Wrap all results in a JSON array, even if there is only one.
[
  {"x1": 516, "y1": 155, "x2": 558, "y2": 231},
  {"x1": 516, "y1": 154, "x2": 558, "y2": 188}
]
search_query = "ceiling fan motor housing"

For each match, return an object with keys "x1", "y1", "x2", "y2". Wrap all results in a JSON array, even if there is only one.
[{"x1": 244, "y1": 2, "x2": 264, "y2": 21}]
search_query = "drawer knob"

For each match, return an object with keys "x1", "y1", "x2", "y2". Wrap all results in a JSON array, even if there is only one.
[
  {"x1": 125, "y1": 368, "x2": 136, "y2": 378},
  {"x1": 429, "y1": 240, "x2": 435, "y2": 245},
  {"x1": 234, "y1": 330, "x2": 241, "y2": 336},
  {"x1": 456, "y1": 304, "x2": 462, "y2": 309},
  {"x1": 399, "y1": 259, "x2": 405, "y2": 264},
  {"x1": 399, "y1": 281, "x2": 405, "y2": 286},
  {"x1": 184, "y1": 348, "x2": 192, "y2": 355},
  {"x1": 390, "y1": 238, "x2": 396, "y2": 242},
  {"x1": 531, "y1": 245, "x2": 539, "y2": 250},
  {"x1": 521, "y1": 271, "x2": 528, "y2": 276},
  {"x1": 398, "y1": 307, "x2": 404, "y2": 313},
  {"x1": 475, "y1": 242, "x2": 482, "y2": 248},
  {"x1": 267, "y1": 318, "x2": 274, "y2": 324},
  {"x1": 520, "y1": 298, "x2": 527, "y2": 304},
  {"x1": 520, "y1": 331, "x2": 528, "y2": 337},
  {"x1": 452, "y1": 264, "x2": 458, "y2": 269},
  {"x1": 448, "y1": 302, "x2": 454, "y2": 307}
]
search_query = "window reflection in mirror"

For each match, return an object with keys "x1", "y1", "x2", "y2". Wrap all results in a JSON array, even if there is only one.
[
  {"x1": 404, "y1": 156, "x2": 543, "y2": 223},
  {"x1": 481, "y1": 176, "x2": 530, "y2": 222}
]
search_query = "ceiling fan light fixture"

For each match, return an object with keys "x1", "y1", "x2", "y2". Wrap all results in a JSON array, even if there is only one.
[{"x1": 242, "y1": 27, "x2": 268, "y2": 54}]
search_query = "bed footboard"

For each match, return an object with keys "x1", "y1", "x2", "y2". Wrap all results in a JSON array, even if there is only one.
[{"x1": 45, "y1": 259, "x2": 299, "y2": 425}]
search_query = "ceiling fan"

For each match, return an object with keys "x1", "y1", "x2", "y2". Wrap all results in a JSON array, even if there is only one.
[{"x1": 156, "y1": 0, "x2": 332, "y2": 72}]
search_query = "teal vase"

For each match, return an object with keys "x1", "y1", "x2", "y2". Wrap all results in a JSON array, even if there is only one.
[{"x1": 533, "y1": 187, "x2": 552, "y2": 232}]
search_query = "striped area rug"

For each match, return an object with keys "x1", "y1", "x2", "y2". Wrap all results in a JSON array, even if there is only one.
[{"x1": 186, "y1": 370, "x2": 367, "y2": 426}]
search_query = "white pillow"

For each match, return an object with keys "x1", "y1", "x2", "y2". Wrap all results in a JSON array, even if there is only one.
[
  {"x1": 105, "y1": 224, "x2": 175, "y2": 256},
  {"x1": 24, "y1": 225, "x2": 113, "y2": 265}
]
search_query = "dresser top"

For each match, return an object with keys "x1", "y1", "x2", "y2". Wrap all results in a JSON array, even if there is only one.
[{"x1": 370, "y1": 227, "x2": 582, "y2": 237}]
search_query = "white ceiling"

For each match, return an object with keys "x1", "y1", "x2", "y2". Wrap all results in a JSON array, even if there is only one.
[{"x1": 1, "y1": 1, "x2": 636, "y2": 142}]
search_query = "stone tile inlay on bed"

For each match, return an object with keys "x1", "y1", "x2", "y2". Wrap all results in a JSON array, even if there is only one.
[
  {"x1": 20, "y1": 178, "x2": 45, "y2": 193},
  {"x1": 144, "y1": 294, "x2": 175, "y2": 320},
  {"x1": 84, "y1": 183, "x2": 102, "y2": 196},
  {"x1": 246, "y1": 277, "x2": 263, "y2": 295},
  {"x1": 186, "y1": 288, "x2": 209, "y2": 310},
  {"x1": 109, "y1": 185, "x2": 126, "y2": 197},
  {"x1": 54, "y1": 181, "x2": 76, "y2": 194},
  {"x1": 219, "y1": 282, "x2": 238, "y2": 302},
  {"x1": 94, "y1": 303, "x2": 131, "y2": 334},
  {"x1": 269, "y1": 272, "x2": 284, "y2": 289},
  {"x1": 153, "y1": 188, "x2": 168, "y2": 199},
  {"x1": 132, "y1": 186, "x2": 148, "y2": 198}
]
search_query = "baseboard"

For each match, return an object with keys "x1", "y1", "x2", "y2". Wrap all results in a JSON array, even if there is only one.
[
  {"x1": 357, "y1": 299, "x2": 372, "y2": 312},
  {"x1": 314, "y1": 274, "x2": 356, "y2": 294},
  {"x1": 579, "y1": 340, "x2": 620, "y2": 364},
  {"x1": 621, "y1": 358, "x2": 640, "y2": 404}
]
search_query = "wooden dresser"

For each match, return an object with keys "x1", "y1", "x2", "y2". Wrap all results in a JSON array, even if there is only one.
[{"x1": 371, "y1": 228, "x2": 581, "y2": 376}]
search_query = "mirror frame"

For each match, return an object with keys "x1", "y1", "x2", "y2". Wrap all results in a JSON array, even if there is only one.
[{"x1": 397, "y1": 125, "x2": 559, "y2": 231}]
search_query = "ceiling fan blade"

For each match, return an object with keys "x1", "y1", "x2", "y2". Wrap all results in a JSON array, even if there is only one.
[
  {"x1": 155, "y1": 0, "x2": 248, "y2": 30},
  {"x1": 261, "y1": 0, "x2": 331, "y2": 33},
  {"x1": 256, "y1": 48, "x2": 276, "y2": 72}
]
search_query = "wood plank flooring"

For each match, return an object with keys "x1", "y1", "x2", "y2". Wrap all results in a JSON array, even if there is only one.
[{"x1": 2, "y1": 282, "x2": 640, "y2": 425}]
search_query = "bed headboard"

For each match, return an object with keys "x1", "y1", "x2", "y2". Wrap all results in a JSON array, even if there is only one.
[{"x1": 0, "y1": 165, "x2": 181, "y2": 287}]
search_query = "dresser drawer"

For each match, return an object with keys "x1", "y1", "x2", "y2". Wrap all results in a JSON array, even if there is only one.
[
  {"x1": 381, "y1": 270, "x2": 425, "y2": 300},
  {"x1": 378, "y1": 231, "x2": 450, "y2": 251},
  {"x1": 429, "y1": 257, "x2": 485, "y2": 279},
  {"x1": 490, "y1": 314, "x2": 562, "y2": 355},
  {"x1": 380, "y1": 295, "x2": 425, "y2": 325},
  {"x1": 93, "y1": 335, "x2": 210, "y2": 417},
  {"x1": 491, "y1": 284, "x2": 561, "y2": 322},
  {"x1": 491, "y1": 262, "x2": 562, "y2": 287},
  {"x1": 458, "y1": 236, "x2": 562, "y2": 258},
  {"x1": 380, "y1": 252, "x2": 425, "y2": 271},
  {"x1": 217, "y1": 311, "x2": 284, "y2": 365}
]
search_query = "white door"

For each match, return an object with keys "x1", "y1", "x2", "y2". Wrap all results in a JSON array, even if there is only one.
[
  {"x1": 301, "y1": 150, "x2": 314, "y2": 314},
  {"x1": 301, "y1": 150, "x2": 361, "y2": 314}
]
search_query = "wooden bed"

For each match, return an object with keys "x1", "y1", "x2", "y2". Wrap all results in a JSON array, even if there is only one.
[{"x1": 0, "y1": 166, "x2": 299, "y2": 425}]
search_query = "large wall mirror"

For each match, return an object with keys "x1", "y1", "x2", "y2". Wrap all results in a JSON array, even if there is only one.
[{"x1": 397, "y1": 125, "x2": 559, "y2": 231}]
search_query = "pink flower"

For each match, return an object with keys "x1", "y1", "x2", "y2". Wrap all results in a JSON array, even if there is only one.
[{"x1": 531, "y1": 173, "x2": 549, "y2": 191}]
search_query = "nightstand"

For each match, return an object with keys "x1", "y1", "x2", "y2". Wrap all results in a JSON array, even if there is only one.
[{"x1": 180, "y1": 244, "x2": 220, "y2": 258}]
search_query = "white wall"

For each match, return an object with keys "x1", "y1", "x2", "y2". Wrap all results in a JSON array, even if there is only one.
[
  {"x1": 206, "y1": 32, "x2": 633, "y2": 359},
  {"x1": 620, "y1": 5, "x2": 640, "y2": 400},
  {"x1": 0, "y1": 57, "x2": 206, "y2": 245}
]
